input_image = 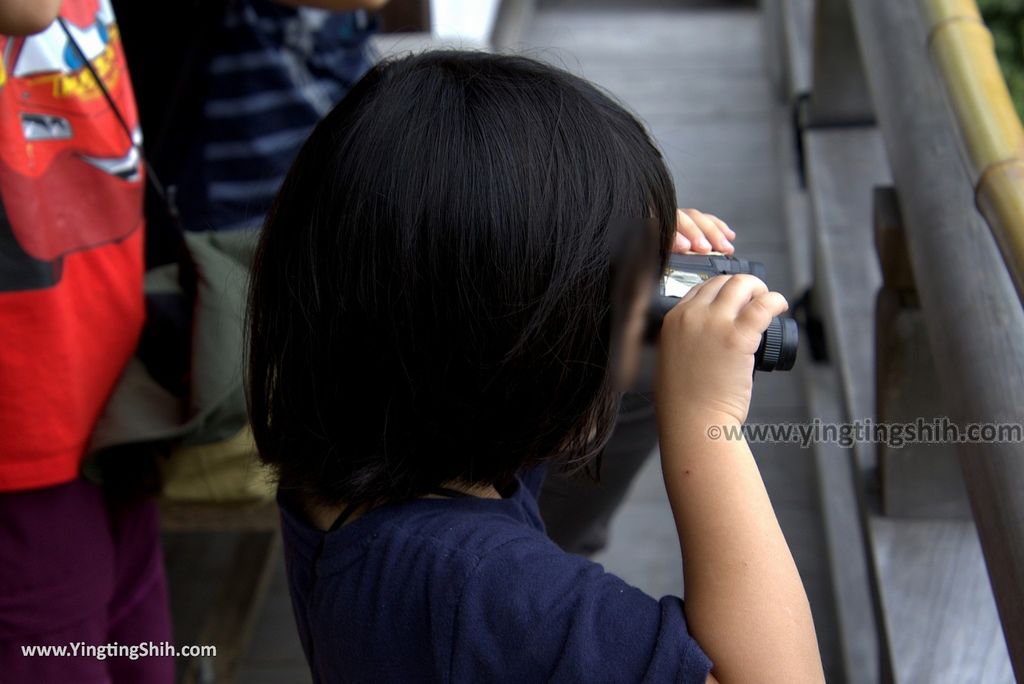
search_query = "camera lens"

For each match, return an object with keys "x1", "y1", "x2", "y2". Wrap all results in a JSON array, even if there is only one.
[{"x1": 755, "y1": 317, "x2": 798, "y2": 372}]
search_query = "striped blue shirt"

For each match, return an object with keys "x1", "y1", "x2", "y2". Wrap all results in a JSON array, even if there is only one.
[{"x1": 177, "y1": 0, "x2": 377, "y2": 232}]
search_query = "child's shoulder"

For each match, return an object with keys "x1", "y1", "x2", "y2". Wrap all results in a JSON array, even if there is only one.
[{"x1": 280, "y1": 478, "x2": 578, "y2": 588}]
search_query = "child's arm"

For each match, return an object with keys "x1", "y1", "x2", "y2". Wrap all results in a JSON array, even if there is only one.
[
  {"x1": 0, "y1": 0, "x2": 61, "y2": 35},
  {"x1": 656, "y1": 274, "x2": 825, "y2": 683}
]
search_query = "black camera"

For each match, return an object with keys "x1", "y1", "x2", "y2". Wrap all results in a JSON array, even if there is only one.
[{"x1": 646, "y1": 254, "x2": 798, "y2": 372}]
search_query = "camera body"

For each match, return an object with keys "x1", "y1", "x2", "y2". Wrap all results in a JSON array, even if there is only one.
[{"x1": 647, "y1": 254, "x2": 798, "y2": 372}]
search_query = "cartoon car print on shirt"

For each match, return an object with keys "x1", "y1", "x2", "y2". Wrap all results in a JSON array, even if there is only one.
[{"x1": 0, "y1": 0, "x2": 143, "y2": 292}]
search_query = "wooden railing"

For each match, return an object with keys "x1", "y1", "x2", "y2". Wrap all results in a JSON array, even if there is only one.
[
  {"x1": 847, "y1": 1, "x2": 1024, "y2": 677},
  {"x1": 772, "y1": 0, "x2": 1024, "y2": 679}
]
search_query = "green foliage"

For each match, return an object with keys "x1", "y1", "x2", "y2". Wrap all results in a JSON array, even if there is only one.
[{"x1": 979, "y1": 0, "x2": 1024, "y2": 117}]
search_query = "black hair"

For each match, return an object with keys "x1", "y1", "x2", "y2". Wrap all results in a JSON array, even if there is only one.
[{"x1": 246, "y1": 51, "x2": 676, "y2": 507}]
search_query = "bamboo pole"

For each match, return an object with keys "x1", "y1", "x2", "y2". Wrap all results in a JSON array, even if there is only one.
[{"x1": 921, "y1": 0, "x2": 1024, "y2": 301}]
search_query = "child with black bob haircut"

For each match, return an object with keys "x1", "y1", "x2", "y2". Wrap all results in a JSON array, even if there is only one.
[{"x1": 247, "y1": 51, "x2": 824, "y2": 683}]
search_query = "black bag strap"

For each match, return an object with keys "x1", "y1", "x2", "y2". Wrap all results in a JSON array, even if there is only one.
[
  {"x1": 58, "y1": 11, "x2": 221, "y2": 396},
  {"x1": 58, "y1": 17, "x2": 179, "y2": 228}
]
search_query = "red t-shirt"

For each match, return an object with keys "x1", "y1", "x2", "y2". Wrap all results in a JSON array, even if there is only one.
[{"x1": 0, "y1": 0, "x2": 144, "y2": 491}]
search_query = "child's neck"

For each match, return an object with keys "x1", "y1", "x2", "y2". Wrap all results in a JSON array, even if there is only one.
[{"x1": 305, "y1": 481, "x2": 501, "y2": 532}]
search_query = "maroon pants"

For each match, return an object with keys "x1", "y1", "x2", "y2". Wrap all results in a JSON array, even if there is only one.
[{"x1": 0, "y1": 478, "x2": 174, "y2": 683}]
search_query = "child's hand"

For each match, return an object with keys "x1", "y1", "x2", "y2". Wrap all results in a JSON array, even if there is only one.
[
  {"x1": 656, "y1": 274, "x2": 788, "y2": 428},
  {"x1": 673, "y1": 208, "x2": 736, "y2": 255}
]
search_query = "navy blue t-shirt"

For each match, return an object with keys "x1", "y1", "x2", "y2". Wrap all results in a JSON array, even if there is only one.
[{"x1": 279, "y1": 472, "x2": 712, "y2": 683}]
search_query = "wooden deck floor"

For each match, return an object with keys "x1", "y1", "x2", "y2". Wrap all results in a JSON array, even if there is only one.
[{"x1": 164, "y1": 3, "x2": 842, "y2": 681}]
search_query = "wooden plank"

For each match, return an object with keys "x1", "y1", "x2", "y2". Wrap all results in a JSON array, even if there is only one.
[
  {"x1": 780, "y1": 0, "x2": 814, "y2": 98},
  {"x1": 804, "y1": 126, "x2": 1012, "y2": 683},
  {"x1": 760, "y1": 0, "x2": 785, "y2": 94},
  {"x1": 182, "y1": 532, "x2": 282, "y2": 684},
  {"x1": 163, "y1": 531, "x2": 239, "y2": 666},
  {"x1": 770, "y1": 9, "x2": 872, "y2": 671},
  {"x1": 804, "y1": 127, "x2": 886, "y2": 430},
  {"x1": 236, "y1": 565, "x2": 311, "y2": 684},
  {"x1": 766, "y1": 0, "x2": 815, "y2": 293},
  {"x1": 874, "y1": 188, "x2": 971, "y2": 519},
  {"x1": 875, "y1": 288, "x2": 972, "y2": 518},
  {"x1": 873, "y1": 519, "x2": 1013, "y2": 683},
  {"x1": 529, "y1": 10, "x2": 765, "y2": 71},
  {"x1": 805, "y1": 362, "x2": 883, "y2": 684},
  {"x1": 651, "y1": 118, "x2": 781, "y2": 233},
  {"x1": 576, "y1": 67, "x2": 774, "y2": 120},
  {"x1": 762, "y1": 0, "x2": 814, "y2": 100},
  {"x1": 805, "y1": 0, "x2": 873, "y2": 126},
  {"x1": 652, "y1": 117, "x2": 779, "y2": 172},
  {"x1": 491, "y1": 0, "x2": 536, "y2": 49},
  {"x1": 772, "y1": 99, "x2": 815, "y2": 295},
  {"x1": 805, "y1": 126, "x2": 890, "y2": 684}
]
